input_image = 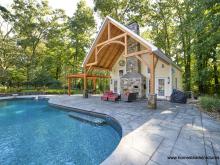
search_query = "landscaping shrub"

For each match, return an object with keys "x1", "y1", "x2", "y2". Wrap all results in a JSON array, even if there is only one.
[{"x1": 199, "y1": 96, "x2": 220, "y2": 112}]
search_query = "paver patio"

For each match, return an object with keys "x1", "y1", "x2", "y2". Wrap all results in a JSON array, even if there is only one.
[{"x1": 49, "y1": 95, "x2": 220, "y2": 165}]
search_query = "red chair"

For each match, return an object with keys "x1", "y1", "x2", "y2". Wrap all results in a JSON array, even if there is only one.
[
  {"x1": 108, "y1": 93, "x2": 120, "y2": 102},
  {"x1": 101, "y1": 91, "x2": 113, "y2": 101}
]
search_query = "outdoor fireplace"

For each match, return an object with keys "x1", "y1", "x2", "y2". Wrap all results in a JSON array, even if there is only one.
[{"x1": 120, "y1": 23, "x2": 146, "y2": 98}]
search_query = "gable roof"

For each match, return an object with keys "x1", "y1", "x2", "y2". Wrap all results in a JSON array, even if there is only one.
[{"x1": 83, "y1": 16, "x2": 181, "y2": 71}]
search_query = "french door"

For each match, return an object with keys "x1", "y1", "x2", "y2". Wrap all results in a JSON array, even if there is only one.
[{"x1": 156, "y1": 78, "x2": 166, "y2": 99}]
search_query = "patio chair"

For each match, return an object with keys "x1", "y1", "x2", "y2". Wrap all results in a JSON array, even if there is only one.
[
  {"x1": 108, "y1": 93, "x2": 121, "y2": 102},
  {"x1": 121, "y1": 92, "x2": 137, "y2": 102},
  {"x1": 101, "y1": 91, "x2": 113, "y2": 101}
]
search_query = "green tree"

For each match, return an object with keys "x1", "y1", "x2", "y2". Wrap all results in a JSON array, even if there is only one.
[
  {"x1": 0, "y1": 6, "x2": 22, "y2": 86},
  {"x1": 68, "y1": 0, "x2": 96, "y2": 74},
  {"x1": 11, "y1": 0, "x2": 54, "y2": 82},
  {"x1": 94, "y1": 0, "x2": 149, "y2": 24},
  {"x1": 193, "y1": 0, "x2": 220, "y2": 94}
]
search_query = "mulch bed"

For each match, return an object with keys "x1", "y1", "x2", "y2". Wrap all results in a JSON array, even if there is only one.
[
  {"x1": 195, "y1": 104, "x2": 220, "y2": 122},
  {"x1": 187, "y1": 99, "x2": 220, "y2": 121}
]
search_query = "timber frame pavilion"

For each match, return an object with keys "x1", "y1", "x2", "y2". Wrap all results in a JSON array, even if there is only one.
[{"x1": 67, "y1": 16, "x2": 176, "y2": 97}]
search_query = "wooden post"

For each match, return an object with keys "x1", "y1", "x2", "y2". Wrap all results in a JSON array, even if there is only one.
[
  {"x1": 95, "y1": 47, "x2": 98, "y2": 63},
  {"x1": 124, "y1": 34, "x2": 127, "y2": 56},
  {"x1": 149, "y1": 53, "x2": 158, "y2": 94},
  {"x1": 150, "y1": 54, "x2": 155, "y2": 94},
  {"x1": 83, "y1": 67, "x2": 88, "y2": 98},
  {"x1": 108, "y1": 22, "x2": 111, "y2": 39},
  {"x1": 148, "y1": 53, "x2": 157, "y2": 109},
  {"x1": 93, "y1": 78, "x2": 96, "y2": 92},
  {"x1": 68, "y1": 78, "x2": 71, "y2": 96},
  {"x1": 84, "y1": 69, "x2": 87, "y2": 91}
]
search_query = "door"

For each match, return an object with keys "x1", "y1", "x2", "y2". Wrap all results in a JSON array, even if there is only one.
[{"x1": 156, "y1": 78, "x2": 166, "y2": 99}]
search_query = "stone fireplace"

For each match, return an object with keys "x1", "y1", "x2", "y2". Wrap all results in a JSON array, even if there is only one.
[{"x1": 120, "y1": 23, "x2": 146, "y2": 98}]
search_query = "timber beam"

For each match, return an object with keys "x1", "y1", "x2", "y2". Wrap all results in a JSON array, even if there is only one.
[
  {"x1": 135, "y1": 55, "x2": 150, "y2": 67},
  {"x1": 96, "y1": 33, "x2": 126, "y2": 47},
  {"x1": 89, "y1": 66, "x2": 111, "y2": 71},
  {"x1": 86, "y1": 33, "x2": 126, "y2": 67},
  {"x1": 124, "y1": 49, "x2": 151, "y2": 57}
]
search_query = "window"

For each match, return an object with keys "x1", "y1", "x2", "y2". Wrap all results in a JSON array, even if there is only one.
[
  {"x1": 119, "y1": 70, "x2": 123, "y2": 77},
  {"x1": 158, "y1": 79, "x2": 165, "y2": 96},
  {"x1": 162, "y1": 64, "x2": 165, "y2": 68}
]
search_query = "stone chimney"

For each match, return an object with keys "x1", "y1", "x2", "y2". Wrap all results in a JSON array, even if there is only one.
[
  {"x1": 120, "y1": 22, "x2": 146, "y2": 98},
  {"x1": 126, "y1": 22, "x2": 141, "y2": 73}
]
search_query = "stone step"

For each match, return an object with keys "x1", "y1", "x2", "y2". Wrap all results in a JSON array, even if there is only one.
[{"x1": 68, "y1": 111, "x2": 106, "y2": 125}]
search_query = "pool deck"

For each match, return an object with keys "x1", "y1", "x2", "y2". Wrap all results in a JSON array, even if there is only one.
[
  {"x1": 48, "y1": 95, "x2": 220, "y2": 165},
  {"x1": 1, "y1": 95, "x2": 220, "y2": 165}
]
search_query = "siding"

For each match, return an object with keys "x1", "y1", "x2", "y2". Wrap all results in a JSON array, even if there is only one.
[
  {"x1": 172, "y1": 67, "x2": 182, "y2": 90},
  {"x1": 110, "y1": 55, "x2": 126, "y2": 93}
]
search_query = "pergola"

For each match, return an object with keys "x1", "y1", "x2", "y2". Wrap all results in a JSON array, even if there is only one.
[
  {"x1": 68, "y1": 16, "x2": 174, "y2": 96},
  {"x1": 67, "y1": 74, "x2": 110, "y2": 95}
]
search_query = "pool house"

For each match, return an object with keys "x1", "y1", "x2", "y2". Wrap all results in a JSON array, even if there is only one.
[{"x1": 67, "y1": 16, "x2": 182, "y2": 102}]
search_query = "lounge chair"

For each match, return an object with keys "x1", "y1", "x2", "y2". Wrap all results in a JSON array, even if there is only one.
[
  {"x1": 101, "y1": 91, "x2": 113, "y2": 101},
  {"x1": 108, "y1": 93, "x2": 121, "y2": 102}
]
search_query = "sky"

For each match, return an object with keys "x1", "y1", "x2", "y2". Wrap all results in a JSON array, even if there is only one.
[
  {"x1": 1, "y1": 0, "x2": 101, "y2": 26},
  {"x1": 1, "y1": 0, "x2": 93, "y2": 16}
]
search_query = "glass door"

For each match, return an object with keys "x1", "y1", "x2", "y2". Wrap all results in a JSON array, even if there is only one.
[{"x1": 157, "y1": 78, "x2": 165, "y2": 97}]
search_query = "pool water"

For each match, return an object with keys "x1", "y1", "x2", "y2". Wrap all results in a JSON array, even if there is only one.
[{"x1": 0, "y1": 99, "x2": 121, "y2": 165}]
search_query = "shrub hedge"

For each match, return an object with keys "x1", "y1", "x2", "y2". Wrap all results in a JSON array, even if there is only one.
[{"x1": 199, "y1": 96, "x2": 220, "y2": 112}]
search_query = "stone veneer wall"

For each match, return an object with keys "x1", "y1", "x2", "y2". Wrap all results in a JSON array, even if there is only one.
[
  {"x1": 120, "y1": 22, "x2": 146, "y2": 98},
  {"x1": 126, "y1": 23, "x2": 140, "y2": 73}
]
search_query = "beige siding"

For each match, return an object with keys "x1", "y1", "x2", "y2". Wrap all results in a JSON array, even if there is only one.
[
  {"x1": 140, "y1": 53, "x2": 152, "y2": 96},
  {"x1": 110, "y1": 55, "x2": 126, "y2": 93},
  {"x1": 155, "y1": 60, "x2": 170, "y2": 77},
  {"x1": 172, "y1": 67, "x2": 182, "y2": 90}
]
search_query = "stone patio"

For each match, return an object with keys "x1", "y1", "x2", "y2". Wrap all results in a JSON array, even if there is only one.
[{"x1": 48, "y1": 95, "x2": 220, "y2": 165}]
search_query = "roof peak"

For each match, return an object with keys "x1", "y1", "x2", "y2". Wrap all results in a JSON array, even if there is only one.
[{"x1": 82, "y1": 16, "x2": 181, "y2": 71}]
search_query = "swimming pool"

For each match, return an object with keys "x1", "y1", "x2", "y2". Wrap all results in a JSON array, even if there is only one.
[{"x1": 0, "y1": 99, "x2": 121, "y2": 164}]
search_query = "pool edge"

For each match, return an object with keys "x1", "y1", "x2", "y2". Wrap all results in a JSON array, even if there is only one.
[{"x1": 49, "y1": 102, "x2": 123, "y2": 138}]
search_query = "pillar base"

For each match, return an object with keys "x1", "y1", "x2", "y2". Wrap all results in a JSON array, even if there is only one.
[
  {"x1": 148, "y1": 94, "x2": 157, "y2": 109},
  {"x1": 83, "y1": 90, "x2": 88, "y2": 98}
]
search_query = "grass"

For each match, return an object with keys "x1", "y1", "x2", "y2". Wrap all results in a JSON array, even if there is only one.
[{"x1": 199, "y1": 96, "x2": 220, "y2": 112}]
